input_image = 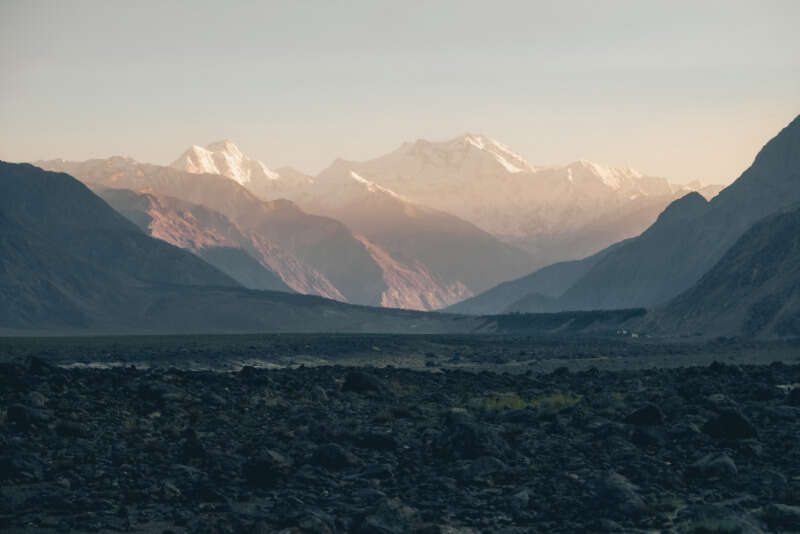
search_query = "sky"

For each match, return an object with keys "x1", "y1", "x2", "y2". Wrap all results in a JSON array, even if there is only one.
[{"x1": 1, "y1": 1, "x2": 798, "y2": 185}]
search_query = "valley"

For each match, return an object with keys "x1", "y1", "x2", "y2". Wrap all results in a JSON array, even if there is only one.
[{"x1": 2, "y1": 4, "x2": 798, "y2": 534}]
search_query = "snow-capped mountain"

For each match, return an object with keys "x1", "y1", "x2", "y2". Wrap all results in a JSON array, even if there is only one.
[
  {"x1": 344, "y1": 133, "x2": 719, "y2": 236},
  {"x1": 336, "y1": 134, "x2": 722, "y2": 269},
  {"x1": 167, "y1": 135, "x2": 723, "y2": 307},
  {"x1": 309, "y1": 159, "x2": 533, "y2": 296},
  {"x1": 172, "y1": 140, "x2": 278, "y2": 186},
  {"x1": 171, "y1": 140, "x2": 313, "y2": 200}
]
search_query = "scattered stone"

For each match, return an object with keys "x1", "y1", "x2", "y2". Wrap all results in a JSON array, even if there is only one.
[
  {"x1": 310, "y1": 443, "x2": 360, "y2": 470},
  {"x1": 462, "y1": 456, "x2": 508, "y2": 479},
  {"x1": 1, "y1": 356, "x2": 798, "y2": 532},
  {"x1": 354, "y1": 432, "x2": 398, "y2": 451},
  {"x1": 624, "y1": 404, "x2": 665, "y2": 426},
  {"x1": 434, "y1": 412, "x2": 507, "y2": 460},
  {"x1": 356, "y1": 498, "x2": 418, "y2": 534},
  {"x1": 311, "y1": 386, "x2": 329, "y2": 402},
  {"x1": 352, "y1": 463, "x2": 394, "y2": 480},
  {"x1": 688, "y1": 453, "x2": 738, "y2": 479},
  {"x1": 6, "y1": 403, "x2": 51, "y2": 428},
  {"x1": 510, "y1": 489, "x2": 531, "y2": 511},
  {"x1": 588, "y1": 471, "x2": 648, "y2": 516},
  {"x1": 675, "y1": 504, "x2": 764, "y2": 534},
  {"x1": 56, "y1": 420, "x2": 90, "y2": 438},
  {"x1": 762, "y1": 503, "x2": 800, "y2": 530},
  {"x1": 243, "y1": 450, "x2": 293, "y2": 488},
  {"x1": 703, "y1": 409, "x2": 758, "y2": 440},
  {"x1": 25, "y1": 391, "x2": 49, "y2": 408},
  {"x1": 342, "y1": 371, "x2": 388, "y2": 395},
  {"x1": 630, "y1": 426, "x2": 668, "y2": 448}
]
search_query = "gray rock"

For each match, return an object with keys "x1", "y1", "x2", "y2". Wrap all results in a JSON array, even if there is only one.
[
  {"x1": 342, "y1": 371, "x2": 388, "y2": 395},
  {"x1": 688, "y1": 453, "x2": 738, "y2": 479},
  {"x1": 762, "y1": 503, "x2": 800, "y2": 530},
  {"x1": 357, "y1": 498, "x2": 418, "y2": 534},
  {"x1": 703, "y1": 410, "x2": 758, "y2": 440},
  {"x1": 588, "y1": 471, "x2": 647, "y2": 516},
  {"x1": 464, "y1": 456, "x2": 508, "y2": 479},
  {"x1": 25, "y1": 391, "x2": 49, "y2": 408},
  {"x1": 625, "y1": 404, "x2": 665, "y2": 426},
  {"x1": 310, "y1": 443, "x2": 360, "y2": 470}
]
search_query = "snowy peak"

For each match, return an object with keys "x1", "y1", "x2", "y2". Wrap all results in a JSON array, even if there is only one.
[
  {"x1": 171, "y1": 140, "x2": 279, "y2": 186},
  {"x1": 205, "y1": 139, "x2": 241, "y2": 156},
  {"x1": 348, "y1": 170, "x2": 404, "y2": 199},
  {"x1": 460, "y1": 134, "x2": 537, "y2": 174},
  {"x1": 314, "y1": 159, "x2": 407, "y2": 204},
  {"x1": 394, "y1": 133, "x2": 538, "y2": 175},
  {"x1": 446, "y1": 133, "x2": 538, "y2": 173},
  {"x1": 564, "y1": 160, "x2": 646, "y2": 191}
]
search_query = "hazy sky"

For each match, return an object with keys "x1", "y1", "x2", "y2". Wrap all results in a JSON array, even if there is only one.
[{"x1": 1, "y1": 1, "x2": 798, "y2": 184}]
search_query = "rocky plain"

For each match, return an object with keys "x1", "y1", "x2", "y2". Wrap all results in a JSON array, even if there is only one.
[{"x1": 1, "y1": 334, "x2": 800, "y2": 533}]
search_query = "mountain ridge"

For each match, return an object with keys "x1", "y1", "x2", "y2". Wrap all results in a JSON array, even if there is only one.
[
  {"x1": 556, "y1": 114, "x2": 800, "y2": 311},
  {"x1": 651, "y1": 204, "x2": 800, "y2": 338}
]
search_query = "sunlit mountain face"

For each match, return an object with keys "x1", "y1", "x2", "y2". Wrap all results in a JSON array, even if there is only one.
[{"x1": 171, "y1": 137, "x2": 722, "y2": 275}]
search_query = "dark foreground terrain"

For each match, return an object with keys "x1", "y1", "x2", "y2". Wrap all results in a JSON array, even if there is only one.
[{"x1": 2, "y1": 337, "x2": 800, "y2": 533}]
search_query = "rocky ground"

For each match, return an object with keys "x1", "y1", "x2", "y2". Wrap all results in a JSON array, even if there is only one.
[
  {"x1": 1, "y1": 334, "x2": 798, "y2": 373},
  {"x1": 2, "y1": 346, "x2": 800, "y2": 533}
]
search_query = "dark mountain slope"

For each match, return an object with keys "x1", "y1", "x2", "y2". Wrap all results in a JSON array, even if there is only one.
[
  {"x1": 0, "y1": 161, "x2": 485, "y2": 333},
  {"x1": 194, "y1": 246, "x2": 290, "y2": 293},
  {"x1": 0, "y1": 162, "x2": 237, "y2": 328},
  {"x1": 97, "y1": 188, "x2": 292, "y2": 293},
  {"x1": 311, "y1": 161, "x2": 533, "y2": 299},
  {"x1": 556, "y1": 114, "x2": 800, "y2": 310},
  {"x1": 445, "y1": 241, "x2": 623, "y2": 315},
  {"x1": 35, "y1": 158, "x2": 386, "y2": 305},
  {"x1": 652, "y1": 206, "x2": 800, "y2": 338}
]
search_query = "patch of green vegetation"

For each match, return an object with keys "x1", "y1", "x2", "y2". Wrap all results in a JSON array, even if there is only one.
[
  {"x1": 388, "y1": 381, "x2": 419, "y2": 397},
  {"x1": 480, "y1": 392, "x2": 528, "y2": 410},
  {"x1": 529, "y1": 393, "x2": 582, "y2": 412}
]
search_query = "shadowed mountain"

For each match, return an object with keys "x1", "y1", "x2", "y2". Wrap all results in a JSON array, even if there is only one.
[
  {"x1": 553, "y1": 114, "x2": 800, "y2": 311},
  {"x1": 95, "y1": 188, "x2": 293, "y2": 293},
  {"x1": 651, "y1": 205, "x2": 800, "y2": 338},
  {"x1": 170, "y1": 139, "x2": 719, "y2": 303},
  {"x1": 36, "y1": 157, "x2": 384, "y2": 305},
  {"x1": 0, "y1": 161, "x2": 235, "y2": 328},
  {"x1": 0, "y1": 161, "x2": 490, "y2": 333},
  {"x1": 309, "y1": 161, "x2": 533, "y2": 297},
  {"x1": 445, "y1": 242, "x2": 625, "y2": 315},
  {"x1": 170, "y1": 142, "x2": 532, "y2": 307}
]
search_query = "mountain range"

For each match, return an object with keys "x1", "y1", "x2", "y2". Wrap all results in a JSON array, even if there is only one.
[
  {"x1": 37, "y1": 155, "x2": 534, "y2": 310},
  {"x1": 95, "y1": 188, "x2": 293, "y2": 293},
  {"x1": 455, "y1": 114, "x2": 800, "y2": 319},
  {"x1": 171, "y1": 135, "x2": 721, "y2": 275},
  {"x1": 0, "y1": 160, "x2": 631, "y2": 336},
  {"x1": 651, "y1": 204, "x2": 800, "y2": 338},
  {"x1": 32, "y1": 132, "x2": 725, "y2": 313},
  {"x1": 0, "y1": 161, "x2": 485, "y2": 333},
  {"x1": 319, "y1": 135, "x2": 722, "y2": 269},
  {"x1": 5, "y1": 114, "x2": 800, "y2": 337}
]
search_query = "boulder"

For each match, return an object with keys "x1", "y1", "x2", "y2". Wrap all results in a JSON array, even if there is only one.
[
  {"x1": 702, "y1": 410, "x2": 757, "y2": 440},
  {"x1": 624, "y1": 404, "x2": 665, "y2": 426}
]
